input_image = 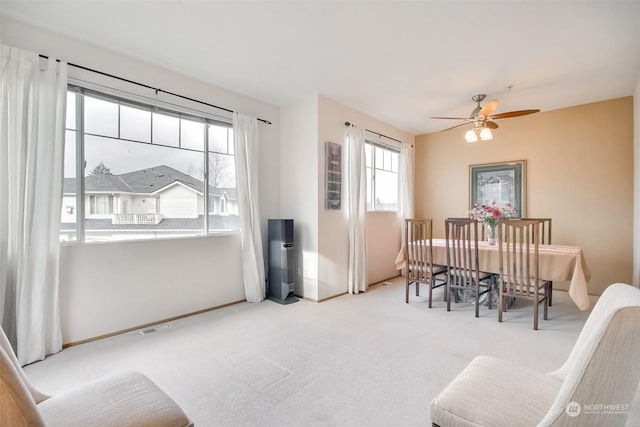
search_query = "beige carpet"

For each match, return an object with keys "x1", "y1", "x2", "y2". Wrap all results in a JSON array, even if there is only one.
[{"x1": 24, "y1": 277, "x2": 640, "y2": 426}]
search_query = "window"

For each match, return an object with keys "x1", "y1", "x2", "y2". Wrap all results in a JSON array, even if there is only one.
[
  {"x1": 89, "y1": 195, "x2": 114, "y2": 215},
  {"x1": 62, "y1": 86, "x2": 237, "y2": 243},
  {"x1": 365, "y1": 142, "x2": 399, "y2": 212}
]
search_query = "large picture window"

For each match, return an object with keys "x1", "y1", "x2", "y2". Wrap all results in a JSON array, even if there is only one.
[
  {"x1": 62, "y1": 87, "x2": 238, "y2": 243},
  {"x1": 365, "y1": 142, "x2": 399, "y2": 212}
]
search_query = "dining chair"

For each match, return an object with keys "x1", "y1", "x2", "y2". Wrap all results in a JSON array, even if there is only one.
[
  {"x1": 497, "y1": 219, "x2": 550, "y2": 330},
  {"x1": 431, "y1": 282, "x2": 640, "y2": 427},
  {"x1": 481, "y1": 217, "x2": 552, "y2": 243},
  {"x1": 520, "y1": 217, "x2": 553, "y2": 305},
  {"x1": 444, "y1": 218, "x2": 493, "y2": 317},
  {"x1": 405, "y1": 219, "x2": 447, "y2": 307}
]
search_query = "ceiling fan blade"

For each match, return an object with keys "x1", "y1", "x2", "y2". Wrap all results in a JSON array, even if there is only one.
[
  {"x1": 440, "y1": 122, "x2": 471, "y2": 132},
  {"x1": 430, "y1": 116, "x2": 471, "y2": 120},
  {"x1": 485, "y1": 121, "x2": 499, "y2": 129},
  {"x1": 478, "y1": 100, "x2": 499, "y2": 117},
  {"x1": 490, "y1": 109, "x2": 540, "y2": 120}
]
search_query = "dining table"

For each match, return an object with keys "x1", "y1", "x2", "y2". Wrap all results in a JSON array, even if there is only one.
[{"x1": 395, "y1": 238, "x2": 592, "y2": 311}]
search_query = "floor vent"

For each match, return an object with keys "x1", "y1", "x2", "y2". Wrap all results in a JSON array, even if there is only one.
[
  {"x1": 382, "y1": 281, "x2": 393, "y2": 286},
  {"x1": 140, "y1": 328, "x2": 158, "y2": 335}
]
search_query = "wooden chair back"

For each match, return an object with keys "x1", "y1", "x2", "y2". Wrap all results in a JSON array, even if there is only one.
[
  {"x1": 480, "y1": 217, "x2": 551, "y2": 244},
  {"x1": 497, "y1": 219, "x2": 543, "y2": 297},
  {"x1": 497, "y1": 219, "x2": 549, "y2": 329},
  {"x1": 405, "y1": 218, "x2": 435, "y2": 284},
  {"x1": 405, "y1": 218, "x2": 446, "y2": 306},
  {"x1": 520, "y1": 217, "x2": 552, "y2": 244},
  {"x1": 444, "y1": 217, "x2": 481, "y2": 291}
]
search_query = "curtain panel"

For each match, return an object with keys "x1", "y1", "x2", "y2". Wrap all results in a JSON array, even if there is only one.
[
  {"x1": 395, "y1": 143, "x2": 415, "y2": 271},
  {"x1": 345, "y1": 125, "x2": 367, "y2": 294},
  {"x1": 233, "y1": 112, "x2": 265, "y2": 302},
  {"x1": 1, "y1": 46, "x2": 67, "y2": 364}
]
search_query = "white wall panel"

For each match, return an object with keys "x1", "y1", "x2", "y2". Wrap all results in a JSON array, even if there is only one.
[{"x1": 1, "y1": 17, "x2": 280, "y2": 343}]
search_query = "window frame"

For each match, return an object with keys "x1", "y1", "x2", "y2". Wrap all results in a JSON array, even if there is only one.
[
  {"x1": 88, "y1": 195, "x2": 114, "y2": 216},
  {"x1": 63, "y1": 84, "x2": 237, "y2": 244},
  {"x1": 365, "y1": 140, "x2": 400, "y2": 213}
]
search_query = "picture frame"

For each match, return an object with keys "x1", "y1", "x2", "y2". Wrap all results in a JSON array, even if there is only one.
[
  {"x1": 324, "y1": 141, "x2": 342, "y2": 210},
  {"x1": 469, "y1": 160, "x2": 526, "y2": 218}
]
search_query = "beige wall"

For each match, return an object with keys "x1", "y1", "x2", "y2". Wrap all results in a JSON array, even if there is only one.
[{"x1": 415, "y1": 97, "x2": 633, "y2": 296}]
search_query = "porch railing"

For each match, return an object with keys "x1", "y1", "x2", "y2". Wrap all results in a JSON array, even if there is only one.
[{"x1": 112, "y1": 213, "x2": 162, "y2": 225}]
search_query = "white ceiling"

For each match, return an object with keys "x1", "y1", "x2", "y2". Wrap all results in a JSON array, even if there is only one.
[{"x1": 2, "y1": 1, "x2": 639, "y2": 135}]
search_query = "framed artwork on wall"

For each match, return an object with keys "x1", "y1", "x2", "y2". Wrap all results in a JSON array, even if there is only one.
[
  {"x1": 469, "y1": 160, "x2": 526, "y2": 217},
  {"x1": 325, "y1": 141, "x2": 342, "y2": 210}
]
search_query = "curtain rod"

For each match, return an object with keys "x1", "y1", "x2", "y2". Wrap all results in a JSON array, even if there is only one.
[
  {"x1": 39, "y1": 54, "x2": 272, "y2": 125},
  {"x1": 344, "y1": 121, "x2": 403, "y2": 145}
]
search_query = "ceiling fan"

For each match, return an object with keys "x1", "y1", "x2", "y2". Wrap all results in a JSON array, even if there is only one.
[{"x1": 431, "y1": 94, "x2": 540, "y2": 142}]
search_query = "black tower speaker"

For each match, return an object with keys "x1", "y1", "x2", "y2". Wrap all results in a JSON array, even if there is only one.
[{"x1": 267, "y1": 219, "x2": 299, "y2": 304}]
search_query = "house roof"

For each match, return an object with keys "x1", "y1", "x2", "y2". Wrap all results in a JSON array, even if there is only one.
[
  {"x1": 118, "y1": 165, "x2": 202, "y2": 194},
  {"x1": 210, "y1": 188, "x2": 237, "y2": 199},
  {"x1": 84, "y1": 173, "x2": 132, "y2": 193},
  {"x1": 64, "y1": 165, "x2": 236, "y2": 199}
]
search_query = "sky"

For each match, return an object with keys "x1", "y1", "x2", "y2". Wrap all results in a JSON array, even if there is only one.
[{"x1": 64, "y1": 92, "x2": 235, "y2": 185}]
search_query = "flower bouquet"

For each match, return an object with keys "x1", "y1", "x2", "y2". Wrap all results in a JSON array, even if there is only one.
[{"x1": 470, "y1": 199, "x2": 518, "y2": 244}]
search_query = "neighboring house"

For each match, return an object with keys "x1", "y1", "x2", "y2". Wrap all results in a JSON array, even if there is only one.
[{"x1": 61, "y1": 165, "x2": 238, "y2": 241}]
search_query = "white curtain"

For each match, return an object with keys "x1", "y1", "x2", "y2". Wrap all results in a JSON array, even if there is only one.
[
  {"x1": 345, "y1": 125, "x2": 367, "y2": 294},
  {"x1": 233, "y1": 112, "x2": 265, "y2": 302},
  {"x1": 395, "y1": 143, "x2": 415, "y2": 271},
  {"x1": 1, "y1": 46, "x2": 67, "y2": 365}
]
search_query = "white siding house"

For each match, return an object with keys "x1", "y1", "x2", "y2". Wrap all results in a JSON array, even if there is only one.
[{"x1": 61, "y1": 165, "x2": 238, "y2": 241}]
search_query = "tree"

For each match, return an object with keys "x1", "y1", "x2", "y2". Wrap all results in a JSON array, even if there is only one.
[
  {"x1": 207, "y1": 153, "x2": 235, "y2": 188},
  {"x1": 90, "y1": 162, "x2": 112, "y2": 175}
]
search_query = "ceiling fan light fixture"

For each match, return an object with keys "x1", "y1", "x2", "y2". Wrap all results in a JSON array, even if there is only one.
[
  {"x1": 479, "y1": 127, "x2": 493, "y2": 141},
  {"x1": 465, "y1": 129, "x2": 478, "y2": 143},
  {"x1": 433, "y1": 93, "x2": 539, "y2": 142}
]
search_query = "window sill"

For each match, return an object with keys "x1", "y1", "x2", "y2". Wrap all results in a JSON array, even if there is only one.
[{"x1": 59, "y1": 229, "x2": 241, "y2": 247}]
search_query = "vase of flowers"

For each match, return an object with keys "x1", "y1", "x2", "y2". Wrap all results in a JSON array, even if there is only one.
[
  {"x1": 485, "y1": 222, "x2": 497, "y2": 245},
  {"x1": 470, "y1": 199, "x2": 518, "y2": 245}
]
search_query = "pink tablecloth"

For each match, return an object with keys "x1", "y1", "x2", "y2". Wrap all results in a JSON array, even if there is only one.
[{"x1": 396, "y1": 239, "x2": 592, "y2": 310}]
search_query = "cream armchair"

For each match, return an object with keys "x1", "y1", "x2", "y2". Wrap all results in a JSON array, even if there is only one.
[
  {"x1": 430, "y1": 282, "x2": 640, "y2": 426},
  {"x1": 0, "y1": 327, "x2": 193, "y2": 426}
]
